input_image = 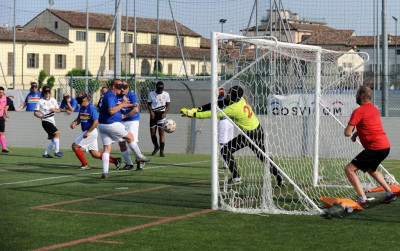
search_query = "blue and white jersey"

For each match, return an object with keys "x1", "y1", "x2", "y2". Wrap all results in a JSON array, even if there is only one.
[
  {"x1": 78, "y1": 103, "x2": 99, "y2": 132},
  {"x1": 60, "y1": 97, "x2": 79, "y2": 112},
  {"x1": 117, "y1": 91, "x2": 140, "y2": 122},
  {"x1": 25, "y1": 91, "x2": 41, "y2": 111},
  {"x1": 99, "y1": 90, "x2": 122, "y2": 124}
]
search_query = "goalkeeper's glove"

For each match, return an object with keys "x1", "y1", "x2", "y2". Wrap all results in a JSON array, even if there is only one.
[{"x1": 180, "y1": 107, "x2": 197, "y2": 118}]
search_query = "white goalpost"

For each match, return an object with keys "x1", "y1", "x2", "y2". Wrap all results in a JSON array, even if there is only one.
[{"x1": 210, "y1": 32, "x2": 398, "y2": 215}]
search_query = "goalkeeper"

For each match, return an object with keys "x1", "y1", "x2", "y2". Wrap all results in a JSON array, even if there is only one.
[{"x1": 181, "y1": 86, "x2": 283, "y2": 186}]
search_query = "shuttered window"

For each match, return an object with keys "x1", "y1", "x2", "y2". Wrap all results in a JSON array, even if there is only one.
[
  {"x1": 55, "y1": 54, "x2": 66, "y2": 69},
  {"x1": 76, "y1": 55, "x2": 83, "y2": 69}
]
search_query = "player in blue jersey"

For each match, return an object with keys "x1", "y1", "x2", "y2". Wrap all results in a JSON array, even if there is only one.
[
  {"x1": 117, "y1": 80, "x2": 145, "y2": 171},
  {"x1": 16, "y1": 82, "x2": 41, "y2": 112},
  {"x1": 70, "y1": 91, "x2": 121, "y2": 170},
  {"x1": 98, "y1": 79, "x2": 149, "y2": 179},
  {"x1": 60, "y1": 93, "x2": 79, "y2": 114}
]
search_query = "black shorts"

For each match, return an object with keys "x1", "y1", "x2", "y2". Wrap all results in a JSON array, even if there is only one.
[
  {"x1": 150, "y1": 111, "x2": 165, "y2": 128},
  {"x1": 42, "y1": 121, "x2": 59, "y2": 140},
  {"x1": 351, "y1": 148, "x2": 390, "y2": 172},
  {"x1": 0, "y1": 117, "x2": 4, "y2": 132}
]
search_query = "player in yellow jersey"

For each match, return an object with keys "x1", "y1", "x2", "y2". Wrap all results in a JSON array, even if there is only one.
[{"x1": 181, "y1": 86, "x2": 283, "y2": 186}]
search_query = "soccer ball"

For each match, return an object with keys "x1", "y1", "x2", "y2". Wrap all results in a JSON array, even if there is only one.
[{"x1": 163, "y1": 119, "x2": 176, "y2": 133}]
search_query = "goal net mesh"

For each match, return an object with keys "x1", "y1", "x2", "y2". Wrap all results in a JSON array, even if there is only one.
[{"x1": 213, "y1": 33, "x2": 397, "y2": 215}]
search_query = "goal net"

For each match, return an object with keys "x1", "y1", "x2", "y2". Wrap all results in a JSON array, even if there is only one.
[{"x1": 210, "y1": 32, "x2": 397, "y2": 215}]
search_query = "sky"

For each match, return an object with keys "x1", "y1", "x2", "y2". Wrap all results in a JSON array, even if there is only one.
[{"x1": 0, "y1": 0, "x2": 399, "y2": 38}]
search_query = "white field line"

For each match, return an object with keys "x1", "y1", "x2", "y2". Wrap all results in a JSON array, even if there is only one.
[{"x1": 0, "y1": 160, "x2": 210, "y2": 186}]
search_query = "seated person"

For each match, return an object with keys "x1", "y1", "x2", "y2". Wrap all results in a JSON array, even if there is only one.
[{"x1": 60, "y1": 93, "x2": 79, "y2": 114}]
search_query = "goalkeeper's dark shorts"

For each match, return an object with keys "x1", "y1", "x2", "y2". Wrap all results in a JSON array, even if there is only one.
[
  {"x1": 150, "y1": 111, "x2": 165, "y2": 128},
  {"x1": 351, "y1": 148, "x2": 390, "y2": 172}
]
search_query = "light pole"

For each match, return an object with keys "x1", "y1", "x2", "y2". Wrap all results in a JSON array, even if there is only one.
[
  {"x1": 393, "y1": 16, "x2": 398, "y2": 73},
  {"x1": 219, "y1": 19, "x2": 226, "y2": 33}
]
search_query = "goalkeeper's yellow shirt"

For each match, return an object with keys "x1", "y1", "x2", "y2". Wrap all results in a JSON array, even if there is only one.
[{"x1": 195, "y1": 97, "x2": 260, "y2": 131}]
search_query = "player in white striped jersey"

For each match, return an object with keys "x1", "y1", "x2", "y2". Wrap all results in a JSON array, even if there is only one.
[
  {"x1": 34, "y1": 85, "x2": 67, "y2": 158},
  {"x1": 147, "y1": 81, "x2": 170, "y2": 157}
]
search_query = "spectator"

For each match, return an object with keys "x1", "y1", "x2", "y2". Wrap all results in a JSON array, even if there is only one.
[
  {"x1": 6, "y1": 96, "x2": 15, "y2": 111},
  {"x1": 97, "y1": 87, "x2": 108, "y2": 110},
  {"x1": 60, "y1": 93, "x2": 79, "y2": 114},
  {"x1": 147, "y1": 81, "x2": 170, "y2": 157},
  {"x1": 16, "y1": 82, "x2": 41, "y2": 112}
]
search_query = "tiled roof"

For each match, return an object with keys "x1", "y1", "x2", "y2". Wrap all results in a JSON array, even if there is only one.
[
  {"x1": 243, "y1": 22, "x2": 337, "y2": 33},
  {"x1": 35, "y1": 9, "x2": 201, "y2": 37},
  {"x1": 302, "y1": 29, "x2": 355, "y2": 45},
  {"x1": 0, "y1": 26, "x2": 70, "y2": 43},
  {"x1": 349, "y1": 35, "x2": 399, "y2": 46},
  {"x1": 136, "y1": 44, "x2": 210, "y2": 60}
]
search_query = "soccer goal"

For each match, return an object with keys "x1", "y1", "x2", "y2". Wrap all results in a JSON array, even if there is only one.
[{"x1": 210, "y1": 32, "x2": 397, "y2": 215}]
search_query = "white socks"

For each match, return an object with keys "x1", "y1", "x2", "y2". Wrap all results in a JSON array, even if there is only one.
[
  {"x1": 53, "y1": 138, "x2": 60, "y2": 153},
  {"x1": 128, "y1": 141, "x2": 144, "y2": 159},
  {"x1": 102, "y1": 152, "x2": 110, "y2": 174},
  {"x1": 45, "y1": 141, "x2": 55, "y2": 155},
  {"x1": 121, "y1": 150, "x2": 133, "y2": 165}
]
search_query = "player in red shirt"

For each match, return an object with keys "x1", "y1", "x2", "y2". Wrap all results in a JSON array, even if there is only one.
[{"x1": 344, "y1": 85, "x2": 396, "y2": 208}]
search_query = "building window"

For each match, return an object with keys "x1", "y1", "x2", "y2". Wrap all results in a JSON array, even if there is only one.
[
  {"x1": 55, "y1": 54, "x2": 66, "y2": 69},
  {"x1": 76, "y1": 55, "x2": 83, "y2": 69},
  {"x1": 221, "y1": 65, "x2": 226, "y2": 75},
  {"x1": 168, "y1": 64, "x2": 173, "y2": 75},
  {"x1": 54, "y1": 21, "x2": 58, "y2": 29},
  {"x1": 76, "y1": 31, "x2": 86, "y2": 41},
  {"x1": 191, "y1": 64, "x2": 195, "y2": 75},
  {"x1": 124, "y1": 33, "x2": 133, "y2": 43},
  {"x1": 96, "y1": 33, "x2": 105, "y2": 42},
  {"x1": 151, "y1": 35, "x2": 157, "y2": 45},
  {"x1": 202, "y1": 64, "x2": 207, "y2": 73},
  {"x1": 176, "y1": 37, "x2": 184, "y2": 46},
  {"x1": 397, "y1": 49, "x2": 400, "y2": 55},
  {"x1": 27, "y1": 53, "x2": 39, "y2": 68}
]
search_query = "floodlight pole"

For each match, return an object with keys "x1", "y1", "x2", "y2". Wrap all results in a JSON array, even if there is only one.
[
  {"x1": 393, "y1": 16, "x2": 398, "y2": 73},
  {"x1": 219, "y1": 19, "x2": 226, "y2": 33},
  {"x1": 381, "y1": 0, "x2": 388, "y2": 116}
]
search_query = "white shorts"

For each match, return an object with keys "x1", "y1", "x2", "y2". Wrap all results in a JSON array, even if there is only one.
[
  {"x1": 218, "y1": 119, "x2": 234, "y2": 145},
  {"x1": 118, "y1": 120, "x2": 139, "y2": 143},
  {"x1": 74, "y1": 128, "x2": 99, "y2": 151},
  {"x1": 98, "y1": 122, "x2": 129, "y2": 146}
]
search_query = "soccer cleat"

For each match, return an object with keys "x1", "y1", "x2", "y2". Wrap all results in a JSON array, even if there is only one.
[
  {"x1": 54, "y1": 152, "x2": 64, "y2": 158},
  {"x1": 136, "y1": 156, "x2": 150, "y2": 163},
  {"x1": 122, "y1": 164, "x2": 134, "y2": 170},
  {"x1": 42, "y1": 154, "x2": 54, "y2": 158},
  {"x1": 151, "y1": 146, "x2": 160, "y2": 156},
  {"x1": 114, "y1": 158, "x2": 122, "y2": 170},
  {"x1": 356, "y1": 199, "x2": 369, "y2": 209},
  {"x1": 76, "y1": 164, "x2": 90, "y2": 170},
  {"x1": 382, "y1": 194, "x2": 397, "y2": 204},
  {"x1": 227, "y1": 176, "x2": 242, "y2": 185},
  {"x1": 101, "y1": 173, "x2": 108, "y2": 179},
  {"x1": 159, "y1": 152, "x2": 165, "y2": 157},
  {"x1": 2, "y1": 148, "x2": 10, "y2": 153},
  {"x1": 135, "y1": 162, "x2": 145, "y2": 171}
]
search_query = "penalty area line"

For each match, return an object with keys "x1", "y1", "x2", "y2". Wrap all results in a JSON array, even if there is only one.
[{"x1": 0, "y1": 160, "x2": 210, "y2": 186}]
